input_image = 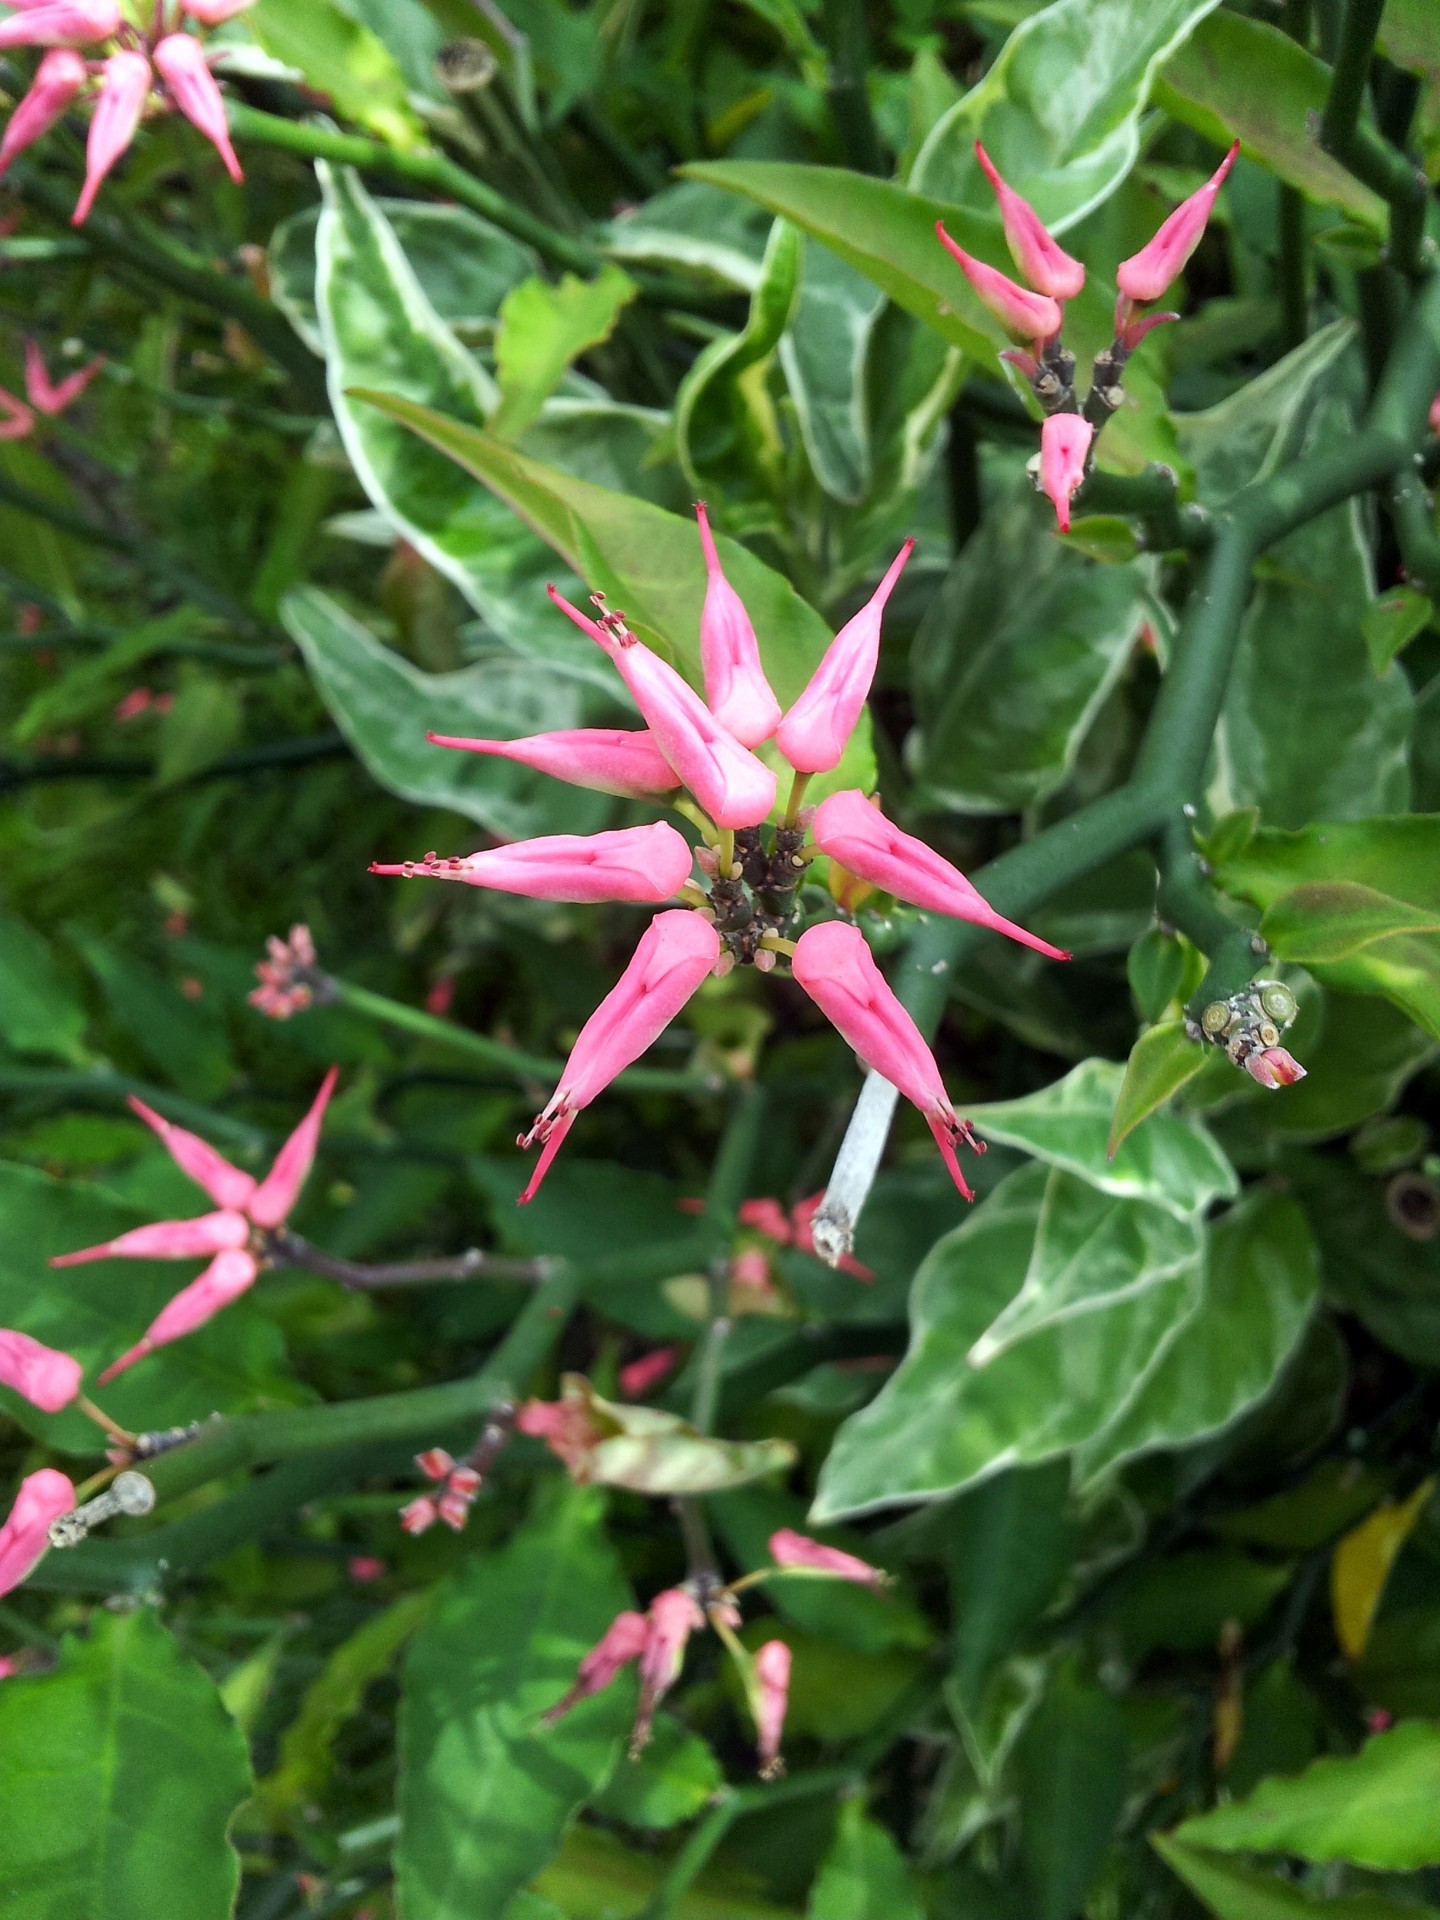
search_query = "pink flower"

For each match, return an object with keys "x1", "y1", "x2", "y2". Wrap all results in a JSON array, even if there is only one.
[
  {"x1": 770, "y1": 1527, "x2": 885, "y2": 1590},
  {"x1": 774, "y1": 541, "x2": 913, "y2": 776},
  {"x1": 544, "y1": 1608, "x2": 650, "y2": 1725},
  {"x1": 153, "y1": 32, "x2": 242, "y2": 184},
  {"x1": 0, "y1": 48, "x2": 89, "y2": 178},
  {"x1": 23, "y1": 337, "x2": 105, "y2": 415},
  {"x1": 634, "y1": 1587, "x2": 703, "y2": 1754},
  {"x1": 752, "y1": 1639, "x2": 791, "y2": 1777},
  {"x1": 1244, "y1": 1046, "x2": 1306, "y2": 1089},
  {"x1": 811, "y1": 791, "x2": 1071, "y2": 959},
  {"x1": 738, "y1": 1197, "x2": 792, "y2": 1243},
  {"x1": 790, "y1": 921, "x2": 982, "y2": 1199},
  {"x1": 618, "y1": 1346, "x2": 680, "y2": 1399},
  {"x1": 1116, "y1": 141, "x2": 1239, "y2": 304},
  {"x1": 1428, "y1": 392, "x2": 1440, "y2": 436},
  {"x1": 0, "y1": 1655, "x2": 17, "y2": 1681},
  {"x1": 517, "y1": 910, "x2": 720, "y2": 1202},
  {"x1": 370, "y1": 820, "x2": 693, "y2": 906},
  {"x1": 180, "y1": 0, "x2": 255, "y2": 20},
  {"x1": 0, "y1": 1330, "x2": 83, "y2": 1412},
  {"x1": 935, "y1": 222, "x2": 1062, "y2": 345},
  {"x1": 72, "y1": 50, "x2": 151, "y2": 226},
  {"x1": 0, "y1": 0, "x2": 118, "y2": 48},
  {"x1": 515, "y1": 1395, "x2": 606, "y2": 1475},
  {"x1": 0, "y1": 1469, "x2": 75, "y2": 1599},
  {"x1": 426, "y1": 727, "x2": 680, "y2": 800},
  {"x1": 730, "y1": 1246, "x2": 773, "y2": 1291},
  {"x1": 788, "y1": 1193, "x2": 874, "y2": 1280},
  {"x1": 695, "y1": 501, "x2": 781, "y2": 747},
  {"x1": 348, "y1": 1555, "x2": 386, "y2": 1583},
  {"x1": 249, "y1": 923, "x2": 322, "y2": 1020},
  {"x1": 0, "y1": 388, "x2": 34, "y2": 440},
  {"x1": 51, "y1": 1071, "x2": 338, "y2": 1380},
  {"x1": 548, "y1": 587, "x2": 775, "y2": 829},
  {"x1": 1039, "y1": 413, "x2": 1094, "y2": 534},
  {"x1": 974, "y1": 142, "x2": 1084, "y2": 300}
]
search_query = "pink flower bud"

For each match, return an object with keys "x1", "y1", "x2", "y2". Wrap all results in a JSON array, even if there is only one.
[
  {"x1": 974, "y1": 142, "x2": 1084, "y2": 300},
  {"x1": 436, "y1": 1488, "x2": 472, "y2": 1531},
  {"x1": 1244, "y1": 1046, "x2": 1306, "y2": 1089},
  {"x1": 788, "y1": 1194, "x2": 874, "y2": 1279},
  {"x1": 518, "y1": 910, "x2": 720, "y2": 1202},
  {"x1": 50, "y1": 1207, "x2": 251, "y2": 1267},
  {"x1": 0, "y1": 1330, "x2": 83, "y2": 1412},
  {"x1": 618, "y1": 1345, "x2": 680, "y2": 1399},
  {"x1": 0, "y1": 1469, "x2": 76, "y2": 1598},
  {"x1": 695, "y1": 502, "x2": 781, "y2": 747},
  {"x1": 0, "y1": 388, "x2": 34, "y2": 439},
  {"x1": 246, "y1": 1066, "x2": 338, "y2": 1229},
  {"x1": 753, "y1": 1639, "x2": 791, "y2": 1776},
  {"x1": 399, "y1": 1495, "x2": 438, "y2": 1535},
  {"x1": 348, "y1": 1555, "x2": 386, "y2": 1582},
  {"x1": 72, "y1": 49, "x2": 151, "y2": 225},
  {"x1": 0, "y1": 0, "x2": 118, "y2": 49},
  {"x1": 0, "y1": 1656, "x2": 17, "y2": 1681},
  {"x1": 415, "y1": 1448, "x2": 455, "y2": 1482},
  {"x1": 548, "y1": 587, "x2": 776, "y2": 829},
  {"x1": 544, "y1": 1608, "x2": 649, "y2": 1725},
  {"x1": 426, "y1": 727, "x2": 680, "y2": 800},
  {"x1": 935, "y1": 222, "x2": 1062, "y2": 345},
  {"x1": 23, "y1": 338, "x2": 104, "y2": 415},
  {"x1": 633, "y1": 1588, "x2": 703, "y2": 1754},
  {"x1": 770, "y1": 1526, "x2": 885, "y2": 1589},
  {"x1": 126, "y1": 1094, "x2": 258, "y2": 1210},
  {"x1": 738, "y1": 1197, "x2": 792, "y2": 1244},
  {"x1": 1430, "y1": 393, "x2": 1440, "y2": 436},
  {"x1": 0, "y1": 48, "x2": 88, "y2": 178},
  {"x1": 811, "y1": 790, "x2": 1071, "y2": 959},
  {"x1": 1116, "y1": 141, "x2": 1239, "y2": 304},
  {"x1": 97, "y1": 1245, "x2": 258, "y2": 1382},
  {"x1": 153, "y1": 32, "x2": 241, "y2": 183},
  {"x1": 370, "y1": 821, "x2": 693, "y2": 906},
  {"x1": 1039, "y1": 413, "x2": 1093, "y2": 534},
  {"x1": 730, "y1": 1247, "x2": 773, "y2": 1291},
  {"x1": 515, "y1": 1395, "x2": 606, "y2": 1477},
  {"x1": 179, "y1": 0, "x2": 254, "y2": 20},
  {"x1": 791, "y1": 920, "x2": 982, "y2": 1199},
  {"x1": 775, "y1": 541, "x2": 913, "y2": 776}
]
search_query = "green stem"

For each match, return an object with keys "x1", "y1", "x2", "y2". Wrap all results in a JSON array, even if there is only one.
[
  {"x1": 0, "y1": 733, "x2": 348, "y2": 797},
  {"x1": 1386, "y1": 466, "x2": 1440, "y2": 593},
  {"x1": 1156, "y1": 819, "x2": 1267, "y2": 1016},
  {"x1": 783, "y1": 769, "x2": 812, "y2": 824},
  {"x1": 1278, "y1": 186, "x2": 1309, "y2": 353},
  {"x1": 819, "y1": 0, "x2": 883, "y2": 175},
  {"x1": 1317, "y1": 0, "x2": 1430, "y2": 276},
  {"x1": 1074, "y1": 465, "x2": 1211, "y2": 553}
]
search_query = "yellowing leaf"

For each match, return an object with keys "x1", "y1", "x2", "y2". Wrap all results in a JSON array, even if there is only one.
[{"x1": 1331, "y1": 1478, "x2": 1435, "y2": 1661}]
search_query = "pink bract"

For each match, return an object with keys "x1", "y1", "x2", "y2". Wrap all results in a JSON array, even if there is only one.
[
  {"x1": 0, "y1": 1468, "x2": 75, "y2": 1599},
  {"x1": 775, "y1": 541, "x2": 913, "y2": 775},
  {"x1": 0, "y1": 1330, "x2": 83, "y2": 1413},
  {"x1": 974, "y1": 142, "x2": 1085, "y2": 300},
  {"x1": 934, "y1": 222, "x2": 1062, "y2": 345},
  {"x1": 1039, "y1": 413, "x2": 1094, "y2": 534},
  {"x1": 695, "y1": 501, "x2": 781, "y2": 747}
]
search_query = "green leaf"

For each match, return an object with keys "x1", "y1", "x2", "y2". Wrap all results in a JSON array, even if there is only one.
[
  {"x1": 945, "y1": 1459, "x2": 1074, "y2": 1707},
  {"x1": 1175, "y1": 1720, "x2": 1440, "y2": 1870},
  {"x1": 1211, "y1": 818, "x2": 1440, "y2": 1041},
  {"x1": 248, "y1": 0, "x2": 422, "y2": 145},
  {"x1": 807, "y1": 1799, "x2": 924, "y2": 1920},
  {"x1": 0, "y1": 1160, "x2": 304, "y2": 1454},
  {"x1": 780, "y1": 239, "x2": 885, "y2": 506},
  {"x1": 910, "y1": 0, "x2": 1224, "y2": 227},
  {"x1": 909, "y1": 482, "x2": 1153, "y2": 814},
  {"x1": 396, "y1": 1484, "x2": 632, "y2": 1919},
  {"x1": 590, "y1": 1713, "x2": 724, "y2": 1831},
  {"x1": 1261, "y1": 884, "x2": 1440, "y2": 964},
  {"x1": 0, "y1": 913, "x2": 88, "y2": 1063},
  {"x1": 1016, "y1": 1668, "x2": 1129, "y2": 1920},
  {"x1": 0, "y1": 1609, "x2": 252, "y2": 1919},
  {"x1": 493, "y1": 265, "x2": 638, "y2": 439},
  {"x1": 72, "y1": 934, "x2": 232, "y2": 1100},
  {"x1": 676, "y1": 217, "x2": 801, "y2": 506},
  {"x1": 1154, "y1": 1834, "x2": 1440, "y2": 1920},
  {"x1": 1109, "y1": 1547, "x2": 1294, "y2": 1656},
  {"x1": 281, "y1": 586, "x2": 608, "y2": 839},
  {"x1": 1362, "y1": 586, "x2": 1433, "y2": 674},
  {"x1": 968, "y1": 1057, "x2": 1238, "y2": 1218},
  {"x1": 1108, "y1": 1022, "x2": 1210, "y2": 1158},
  {"x1": 153, "y1": 674, "x2": 243, "y2": 786},
  {"x1": 15, "y1": 607, "x2": 203, "y2": 745},
  {"x1": 546, "y1": 1374, "x2": 797, "y2": 1494},
  {"x1": 258, "y1": 1591, "x2": 433, "y2": 1821},
  {"x1": 1155, "y1": 11, "x2": 1387, "y2": 226}
]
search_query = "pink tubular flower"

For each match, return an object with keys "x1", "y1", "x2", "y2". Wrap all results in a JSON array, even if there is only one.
[
  {"x1": 517, "y1": 910, "x2": 720, "y2": 1203},
  {"x1": 695, "y1": 501, "x2": 781, "y2": 747},
  {"x1": 791, "y1": 921, "x2": 982, "y2": 1199},
  {"x1": 0, "y1": 1330, "x2": 83, "y2": 1413},
  {"x1": 1429, "y1": 393, "x2": 1440, "y2": 436},
  {"x1": 634, "y1": 1587, "x2": 704, "y2": 1755},
  {"x1": 1116, "y1": 140, "x2": 1239, "y2": 304},
  {"x1": 935, "y1": 223, "x2": 1062, "y2": 345},
  {"x1": 1244, "y1": 1046, "x2": 1307, "y2": 1089},
  {"x1": 548, "y1": 587, "x2": 776, "y2": 830},
  {"x1": 426, "y1": 727, "x2": 680, "y2": 800},
  {"x1": 1039, "y1": 413, "x2": 1094, "y2": 534},
  {"x1": 152, "y1": 33, "x2": 242, "y2": 184},
  {"x1": 0, "y1": 0, "x2": 117, "y2": 47},
  {"x1": 544, "y1": 1608, "x2": 649, "y2": 1725},
  {"x1": 812, "y1": 790, "x2": 1071, "y2": 960},
  {"x1": 0, "y1": 48, "x2": 88, "y2": 178},
  {"x1": 0, "y1": 388, "x2": 34, "y2": 439},
  {"x1": 50, "y1": 1070, "x2": 338, "y2": 1381},
  {"x1": 618, "y1": 1345, "x2": 680, "y2": 1399},
  {"x1": 0, "y1": 1656, "x2": 17, "y2": 1681},
  {"x1": 0, "y1": 1469, "x2": 75, "y2": 1599},
  {"x1": 180, "y1": 0, "x2": 255, "y2": 19},
  {"x1": 974, "y1": 142, "x2": 1084, "y2": 300},
  {"x1": 774, "y1": 541, "x2": 913, "y2": 776},
  {"x1": 23, "y1": 337, "x2": 105, "y2": 415},
  {"x1": 370, "y1": 821, "x2": 694, "y2": 906},
  {"x1": 770, "y1": 1527, "x2": 885, "y2": 1590},
  {"x1": 739, "y1": 1196, "x2": 792, "y2": 1243},
  {"x1": 753, "y1": 1640, "x2": 791, "y2": 1777},
  {"x1": 72, "y1": 50, "x2": 151, "y2": 226}
]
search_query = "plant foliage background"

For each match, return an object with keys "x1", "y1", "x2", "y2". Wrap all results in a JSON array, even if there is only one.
[{"x1": 2, "y1": 0, "x2": 1440, "y2": 1916}]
